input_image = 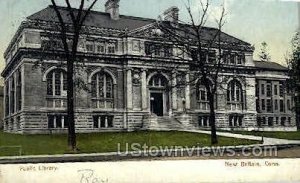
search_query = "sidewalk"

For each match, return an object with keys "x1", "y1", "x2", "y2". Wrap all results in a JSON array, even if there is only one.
[{"x1": 185, "y1": 129, "x2": 300, "y2": 145}]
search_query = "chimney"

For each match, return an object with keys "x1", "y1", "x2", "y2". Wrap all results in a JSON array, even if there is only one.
[
  {"x1": 163, "y1": 6, "x2": 179, "y2": 23},
  {"x1": 105, "y1": 0, "x2": 120, "y2": 20}
]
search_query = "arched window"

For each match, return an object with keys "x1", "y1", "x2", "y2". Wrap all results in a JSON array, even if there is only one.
[
  {"x1": 149, "y1": 74, "x2": 168, "y2": 87},
  {"x1": 91, "y1": 72, "x2": 114, "y2": 108},
  {"x1": 196, "y1": 78, "x2": 212, "y2": 110},
  {"x1": 47, "y1": 69, "x2": 67, "y2": 96},
  {"x1": 46, "y1": 69, "x2": 67, "y2": 108},
  {"x1": 227, "y1": 80, "x2": 244, "y2": 110},
  {"x1": 227, "y1": 80, "x2": 243, "y2": 102}
]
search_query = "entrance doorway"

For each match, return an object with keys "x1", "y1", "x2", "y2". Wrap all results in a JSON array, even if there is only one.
[{"x1": 150, "y1": 92, "x2": 164, "y2": 116}]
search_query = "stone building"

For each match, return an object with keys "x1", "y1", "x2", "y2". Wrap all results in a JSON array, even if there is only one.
[{"x1": 2, "y1": 1, "x2": 296, "y2": 134}]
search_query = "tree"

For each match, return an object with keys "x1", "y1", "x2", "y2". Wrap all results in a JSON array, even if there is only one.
[
  {"x1": 50, "y1": 0, "x2": 99, "y2": 151},
  {"x1": 286, "y1": 32, "x2": 300, "y2": 129},
  {"x1": 156, "y1": 0, "x2": 245, "y2": 145},
  {"x1": 258, "y1": 41, "x2": 271, "y2": 62}
]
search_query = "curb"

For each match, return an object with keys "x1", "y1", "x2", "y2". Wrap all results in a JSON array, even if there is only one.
[{"x1": 1, "y1": 143, "x2": 300, "y2": 164}]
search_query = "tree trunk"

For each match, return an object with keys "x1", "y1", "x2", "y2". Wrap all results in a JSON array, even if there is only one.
[
  {"x1": 67, "y1": 57, "x2": 76, "y2": 151},
  {"x1": 208, "y1": 93, "x2": 218, "y2": 145}
]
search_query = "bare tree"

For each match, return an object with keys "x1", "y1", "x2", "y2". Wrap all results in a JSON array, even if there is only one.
[
  {"x1": 156, "y1": 0, "x2": 247, "y2": 144},
  {"x1": 50, "y1": 0, "x2": 99, "y2": 151}
]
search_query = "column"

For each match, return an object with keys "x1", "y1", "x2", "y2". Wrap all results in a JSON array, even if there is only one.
[
  {"x1": 185, "y1": 72, "x2": 191, "y2": 110},
  {"x1": 126, "y1": 69, "x2": 133, "y2": 109},
  {"x1": 141, "y1": 69, "x2": 147, "y2": 110},
  {"x1": 172, "y1": 72, "x2": 177, "y2": 110}
]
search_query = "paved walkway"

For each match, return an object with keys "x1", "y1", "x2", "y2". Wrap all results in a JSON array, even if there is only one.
[{"x1": 184, "y1": 129, "x2": 300, "y2": 145}]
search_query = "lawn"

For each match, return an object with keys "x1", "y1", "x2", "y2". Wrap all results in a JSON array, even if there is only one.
[
  {"x1": 0, "y1": 131, "x2": 258, "y2": 156},
  {"x1": 229, "y1": 131, "x2": 300, "y2": 140}
]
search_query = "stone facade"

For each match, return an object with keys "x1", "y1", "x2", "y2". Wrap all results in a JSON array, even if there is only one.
[{"x1": 2, "y1": 2, "x2": 296, "y2": 134}]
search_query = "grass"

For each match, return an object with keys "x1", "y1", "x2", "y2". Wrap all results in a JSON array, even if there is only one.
[
  {"x1": 0, "y1": 131, "x2": 258, "y2": 156},
  {"x1": 228, "y1": 131, "x2": 300, "y2": 140}
]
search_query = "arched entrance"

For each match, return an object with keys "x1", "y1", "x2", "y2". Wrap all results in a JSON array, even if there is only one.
[{"x1": 148, "y1": 73, "x2": 170, "y2": 116}]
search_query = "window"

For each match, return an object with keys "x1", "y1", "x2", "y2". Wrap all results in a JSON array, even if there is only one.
[
  {"x1": 274, "y1": 85, "x2": 278, "y2": 95},
  {"x1": 107, "y1": 43, "x2": 116, "y2": 54},
  {"x1": 97, "y1": 44, "x2": 105, "y2": 53},
  {"x1": 281, "y1": 117, "x2": 286, "y2": 126},
  {"x1": 266, "y1": 84, "x2": 272, "y2": 97},
  {"x1": 261, "y1": 84, "x2": 265, "y2": 95},
  {"x1": 163, "y1": 47, "x2": 172, "y2": 57},
  {"x1": 257, "y1": 117, "x2": 262, "y2": 127},
  {"x1": 149, "y1": 74, "x2": 168, "y2": 87},
  {"x1": 287, "y1": 99, "x2": 291, "y2": 110},
  {"x1": 86, "y1": 43, "x2": 94, "y2": 52},
  {"x1": 46, "y1": 69, "x2": 67, "y2": 108},
  {"x1": 274, "y1": 99, "x2": 278, "y2": 110},
  {"x1": 255, "y1": 83, "x2": 259, "y2": 97},
  {"x1": 154, "y1": 45, "x2": 161, "y2": 56},
  {"x1": 93, "y1": 115, "x2": 114, "y2": 128},
  {"x1": 276, "y1": 117, "x2": 279, "y2": 125},
  {"x1": 280, "y1": 100, "x2": 284, "y2": 112},
  {"x1": 5, "y1": 81, "x2": 9, "y2": 116},
  {"x1": 48, "y1": 115, "x2": 68, "y2": 129},
  {"x1": 279, "y1": 82, "x2": 284, "y2": 97},
  {"x1": 267, "y1": 99, "x2": 272, "y2": 112},
  {"x1": 145, "y1": 43, "x2": 152, "y2": 55},
  {"x1": 237, "y1": 54, "x2": 245, "y2": 65},
  {"x1": 229, "y1": 115, "x2": 243, "y2": 127},
  {"x1": 91, "y1": 72, "x2": 114, "y2": 108},
  {"x1": 261, "y1": 99, "x2": 265, "y2": 111},
  {"x1": 227, "y1": 80, "x2": 243, "y2": 110},
  {"x1": 196, "y1": 78, "x2": 212, "y2": 110},
  {"x1": 200, "y1": 50, "x2": 207, "y2": 62},
  {"x1": 230, "y1": 54, "x2": 235, "y2": 64},
  {"x1": 256, "y1": 99, "x2": 260, "y2": 112},
  {"x1": 16, "y1": 69, "x2": 22, "y2": 111},
  {"x1": 268, "y1": 117, "x2": 274, "y2": 127},
  {"x1": 208, "y1": 51, "x2": 216, "y2": 63},
  {"x1": 227, "y1": 80, "x2": 243, "y2": 102},
  {"x1": 262, "y1": 117, "x2": 266, "y2": 125},
  {"x1": 198, "y1": 116, "x2": 210, "y2": 127},
  {"x1": 10, "y1": 77, "x2": 15, "y2": 114},
  {"x1": 47, "y1": 69, "x2": 67, "y2": 96}
]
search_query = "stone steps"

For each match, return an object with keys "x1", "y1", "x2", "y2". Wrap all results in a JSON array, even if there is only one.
[{"x1": 142, "y1": 115, "x2": 194, "y2": 131}]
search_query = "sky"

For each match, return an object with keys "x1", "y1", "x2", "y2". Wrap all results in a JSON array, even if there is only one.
[{"x1": 0, "y1": 0, "x2": 298, "y2": 72}]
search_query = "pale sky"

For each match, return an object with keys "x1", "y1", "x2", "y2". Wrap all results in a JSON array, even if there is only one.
[{"x1": 0, "y1": 0, "x2": 298, "y2": 72}]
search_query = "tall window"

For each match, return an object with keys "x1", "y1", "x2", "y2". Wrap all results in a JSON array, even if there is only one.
[
  {"x1": 91, "y1": 72, "x2": 114, "y2": 108},
  {"x1": 10, "y1": 77, "x2": 15, "y2": 114},
  {"x1": 47, "y1": 69, "x2": 67, "y2": 96},
  {"x1": 280, "y1": 100, "x2": 284, "y2": 112},
  {"x1": 266, "y1": 99, "x2": 272, "y2": 112},
  {"x1": 227, "y1": 80, "x2": 243, "y2": 110},
  {"x1": 196, "y1": 78, "x2": 212, "y2": 110},
  {"x1": 274, "y1": 85, "x2": 278, "y2": 95},
  {"x1": 287, "y1": 99, "x2": 291, "y2": 111},
  {"x1": 279, "y1": 81, "x2": 284, "y2": 97},
  {"x1": 46, "y1": 69, "x2": 67, "y2": 108},
  {"x1": 16, "y1": 69, "x2": 22, "y2": 111},
  {"x1": 261, "y1": 84, "x2": 265, "y2": 95},
  {"x1": 266, "y1": 83, "x2": 272, "y2": 97},
  {"x1": 5, "y1": 81, "x2": 9, "y2": 116}
]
